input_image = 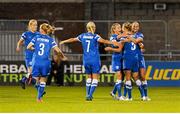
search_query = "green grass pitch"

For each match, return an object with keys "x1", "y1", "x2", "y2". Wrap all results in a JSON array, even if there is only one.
[{"x1": 0, "y1": 86, "x2": 180, "y2": 112}]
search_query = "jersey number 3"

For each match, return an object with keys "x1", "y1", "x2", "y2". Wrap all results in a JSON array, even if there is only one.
[
  {"x1": 131, "y1": 42, "x2": 136, "y2": 50},
  {"x1": 38, "y1": 43, "x2": 45, "y2": 56}
]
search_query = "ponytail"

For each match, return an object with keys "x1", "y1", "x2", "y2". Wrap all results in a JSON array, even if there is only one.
[{"x1": 86, "y1": 21, "x2": 96, "y2": 34}]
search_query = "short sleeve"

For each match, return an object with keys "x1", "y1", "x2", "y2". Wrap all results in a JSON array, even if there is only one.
[
  {"x1": 30, "y1": 37, "x2": 36, "y2": 45},
  {"x1": 94, "y1": 34, "x2": 101, "y2": 41},
  {"x1": 76, "y1": 34, "x2": 83, "y2": 42},
  {"x1": 138, "y1": 32, "x2": 144, "y2": 39},
  {"x1": 110, "y1": 35, "x2": 116, "y2": 41},
  {"x1": 120, "y1": 37, "x2": 126, "y2": 42},
  {"x1": 21, "y1": 32, "x2": 26, "y2": 40},
  {"x1": 51, "y1": 38, "x2": 58, "y2": 49}
]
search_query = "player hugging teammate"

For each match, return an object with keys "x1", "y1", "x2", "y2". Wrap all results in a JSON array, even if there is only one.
[{"x1": 105, "y1": 21, "x2": 150, "y2": 101}]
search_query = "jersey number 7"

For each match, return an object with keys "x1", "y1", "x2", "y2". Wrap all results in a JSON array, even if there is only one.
[{"x1": 86, "y1": 40, "x2": 90, "y2": 52}]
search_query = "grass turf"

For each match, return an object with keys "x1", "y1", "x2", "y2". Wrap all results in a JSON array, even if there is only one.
[{"x1": 0, "y1": 86, "x2": 180, "y2": 112}]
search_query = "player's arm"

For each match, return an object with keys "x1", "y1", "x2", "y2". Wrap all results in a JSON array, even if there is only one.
[
  {"x1": 128, "y1": 35, "x2": 143, "y2": 44},
  {"x1": 59, "y1": 38, "x2": 79, "y2": 45},
  {"x1": 138, "y1": 42, "x2": 145, "y2": 49},
  {"x1": 16, "y1": 39, "x2": 24, "y2": 52},
  {"x1": 53, "y1": 46, "x2": 67, "y2": 60},
  {"x1": 98, "y1": 37, "x2": 119, "y2": 47},
  {"x1": 139, "y1": 42, "x2": 146, "y2": 52},
  {"x1": 27, "y1": 42, "x2": 35, "y2": 50},
  {"x1": 120, "y1": 38, "x2": 131, "y2": 43},
  {"x1": 105, "y1": 43, "x2": 123, "y2": 52},
  {"x1": 117, "y1": 32, "x2": 128, "y2": 39}
]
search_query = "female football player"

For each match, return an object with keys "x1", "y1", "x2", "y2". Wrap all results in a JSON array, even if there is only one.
[
  {"x1": 16, "y1": 19, "x2": 39, "y2": 89},
  {"x1": 104, "y1": 23, "x2": 124, "y2": 100},
  {"x1": 60, "y1": 21, "x2": 118, "y2": 101},
  {"x1": 27, "y1": 23, "x2": 65, "y2": 102}
]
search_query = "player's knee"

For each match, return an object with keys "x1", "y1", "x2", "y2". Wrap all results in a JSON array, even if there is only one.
[
  {"x1": 86, "y1": 78, "x2": 92, "y2": 86},
  {"x1": 92, "y1": 79, "x2": 98, "y2": 86},
  {"x1": 125, "y1": 80, "x2": 131, "y2": 86},
  {"x1": 40, "y1": 82, "x2": 46, "y2": 87},
  {"x1": 116, "y1": 80, "x2": 122, "y2": 85},
  {"x1": 86, "y1": 78, "x2": 92, "y2": 83},
  {"x1": 125, "y1": 80, "x2": 132, "y2": 89},
  {"x1": 142, "y1": 80, "x2": 148, "y2": 85},
  {"x1": 136, "y1": 79, "x2": 142, "y2": 86}
]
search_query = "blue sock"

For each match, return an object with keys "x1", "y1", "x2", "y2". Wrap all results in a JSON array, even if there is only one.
[
  {"x1": 112, "y1": 84, "x2": 117, "y2": 94},
  {"x1": 138, "y1": 85, "x2": 145, "y2": 98},
  {"x1": 86, "y1": 78, "x2": 92, "y2": 97},
  {"x1": 38, "y1": 82, "x2": 46, "y2": 100},
  {"x1": 89, "y1": 79, "x2": 98, "y2": 98},
  {"x1": 126, "y1": 86, "x2": 132, "y2": 99},
  {"x1": 123, "y1": 85, "x2": 127, "y2": 97},
  {"x1": 136, "y1": 80, "x2": 145, "y2": 98},
  {"x1": 115, "y1": 80, "x2": 122, "y2": 97},
  {"x1": 21, "y1": 76, "x2": 27, "y2": 83},
  {"x1": 142, "y1": 81, "x2": 148, "y2": 97},
  {"x1": 126, "y1": 81, "x2": 132, "y2": 99},
  {"x1": 35, "y1": 83, "x2": 39, "y2": 91}
]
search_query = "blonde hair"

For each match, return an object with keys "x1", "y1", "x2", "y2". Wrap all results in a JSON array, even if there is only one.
[
  {"x1": 123, "y1": 22, "x2": 132, "y2": 32},
  {"x1": 40, "y1": 23, "x2": 55, "y2": 34},
  {"x1": 28, "y1": 19, "x2": 37, "y2": 31},
  {"x1": 86, "y1": 21, "x2": 96, "y2": 34},
  {"x1": 110, "y1": 23, "x2": 121, "y2": 36}
]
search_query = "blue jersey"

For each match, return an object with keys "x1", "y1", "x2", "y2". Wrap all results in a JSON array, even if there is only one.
[
  {"x1": 76, "y1": 32, "x2": 101, "y2": 74},
  {"x1": 133, "y1": 32, "x2": 144, "y2": 56},
  {"x1": 110, "y1": 34, "x2": 123, "y2": 56},
  {"x1": 133, "y1": 32, "x2": 146, "y2": 69},
  {"x1": 30, "y1": 34, "x2": 57, "y2": 77},
  {"x1": 77, "y1": 32, "x2": 101, "y2": 63},
  {"x1": 122, "y1": 37, "x2": 138, "y2": 57},
  {"x1": 110, "y1": 34, "x2": 123, "y2": 72},
  {"x1": 21, "y1": 31, "x2": 39, "y2": 59},
  {"x1": 30, "y1": 34, "x2": 57, "y2": 63}
]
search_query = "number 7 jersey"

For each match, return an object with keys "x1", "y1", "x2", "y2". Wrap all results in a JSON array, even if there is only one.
[{"x1": 76, "y1": 32, "x2": 101, "y2": 63}]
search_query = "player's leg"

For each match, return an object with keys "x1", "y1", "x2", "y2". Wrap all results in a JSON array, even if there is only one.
[
  {"x1": 110, "y1": 59, "x2": 118, "y2": 98},
  {"x1": 31, "y1": 63, "x2": 41, "y2": 91},
  {"x1": 140, "y1": 68, "x2": 151, "y2": 101},
  {"x1": 139, "y1": 56, "x2": 150, "y2": 100},
  {"x1": 19, "y1": 59, "x2": 32, "y2": 89},
  {"x1": 114, "y1": 71, "x2": 124, "y2": 100},
  {"x1": 122, "y1": 58, "x2": 132, "y2": 99},
  {"x1": 86, "y1": 74, "x2": 92, "y2": 97},
  {"x1": 124, "y1": 70, "x2": 132, "y2": 100},
  {"x1": 37, "y1": 61, "x2": 51, "y2": 102},
  {"x1": 132, "y1": 57, "x2": 145, "y2": 100},
  {"x1": 88, "y1": 73, "x2": 98, "y2": 100},
  {"x1": 132, "y1": 72, "x2": 145, "y2": 100},
  {"x1": 26, "y1": 67, "x2": 38, "y2": 86},
  {"x1": 84, "y1": 64, "x2": 92, "y2": 98},
  {"x1": 37, "y1": 77, "x2": 47, "y2": 102},
  {"x1": 87, "y1": 62, "x2": 100, "y2": 101},
  {"x1": 123, "y1": 71, "x2": 127, "y2": 97}
]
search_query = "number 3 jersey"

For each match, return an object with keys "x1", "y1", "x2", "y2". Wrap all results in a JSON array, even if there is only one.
[
  {"x1": 30, "y1": 34, "x2": 57, "y2": 76},
  {"x1": 30, "y1": 34, "x2": 57, "y2": 63},
  {"x1": 122, "y1": 36, "x2": 139, "y2": 72}
]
